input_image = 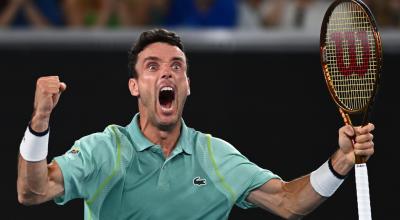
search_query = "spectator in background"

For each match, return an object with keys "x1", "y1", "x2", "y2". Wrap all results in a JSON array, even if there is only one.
[
  {"x1": 63, "y1": 0, "x2": 120, "y2": 28},
  {"x1": 149, "y1": 0, "x2": 171, "y2": 26},
  {"x1": 237, "y1": 0, "x2": 266, "y2": 29},
  {"x1": 237, "y1": 0, "x2": 291, "y2": 30},
  {"x1": 375, "y1": 0, "x2": 400, "y2": 28},
  {"x1": 307, "y1": 0, "x2": 400, "y2": 29},
  {"x1": 63, "y1": 0, "x2": 169, "y2": 28},
  {"x1": 0, "y1": 0, "x2": 64, "y2": 28},
  {"x1": 242, "y1": 0, "x2": 330, "y2": 31},
  {"x1": 165, "y1": 0, "x2": 237, "y2": 28}
]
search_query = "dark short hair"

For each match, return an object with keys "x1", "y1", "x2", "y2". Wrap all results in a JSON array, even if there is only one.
[{"x1": 128, "y1": 28, "x2": 185, "y2": 78}]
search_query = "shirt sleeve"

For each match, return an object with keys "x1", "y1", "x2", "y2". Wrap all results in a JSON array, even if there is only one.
[
  {"x1": 210, "y1": 137, "x2": 281, "y2": 209},
  {"x1": 53, "y1": 131, "x2": 115, "y2": 205}
]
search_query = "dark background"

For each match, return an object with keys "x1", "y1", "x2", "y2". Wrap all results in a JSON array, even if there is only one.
[{"x1": 3, "y1": 41, "x2": 399, "y2": 219}]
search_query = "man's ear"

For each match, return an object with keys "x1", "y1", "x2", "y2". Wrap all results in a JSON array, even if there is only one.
[
  {"x1": 128, "y1": 78, "x2": 139, "y2": 96},
  {"x1": 187, "y1": 77, "x2": 191, "y2": 96}
]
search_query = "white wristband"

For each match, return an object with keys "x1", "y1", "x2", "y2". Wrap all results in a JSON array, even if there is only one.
[
  {"x1": 19, "y1": 126, "x2": 49, "y2": 162},
  {"x1": 310, "y1": 160, "x2": 344, "y2": 197}
]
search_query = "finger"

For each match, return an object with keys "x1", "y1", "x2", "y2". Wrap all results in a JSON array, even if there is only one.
[
  {"x1": 356, "y1": 123, "x2": 375, "y2": 135},
  {"x1": 37, "y1": 84, "x2": 59, "y2": 95},
  {"x1": 37, "y1": 79, "x2": 64, "y2": 94},
  {"x1": 44, "y1": 83, "x2": 62, "y2": 94},
  {"x1": 44, "y1": 77, "x2": 66, "y2": 92},
  {"x1": 354, "y1": 141, "x2": 374, "y2": 150},
  {"x1": 354, "y1": 147, "x2": 374, "y2": 157},
  {"x1": 59, "y1": 82, "x2": 67, "y2": 92},
  {"x1": 47, "y1": 75, "x2": 60, "y2": 80},
  {"x1": 340, "y1": 125, "x2": 355, "y2": 137},
  {"x1": 40, "y1": 76, "x2": 59, "y2": 83},
  {"x1": 37, "y1": 77, "x2": 58, "y2": 88},
  {"x1": 363, "y1": 123, "x2": 375, "y2": 133},
  {"x1": 355, "y1": 133, "x2": 373, "y2": 143}
]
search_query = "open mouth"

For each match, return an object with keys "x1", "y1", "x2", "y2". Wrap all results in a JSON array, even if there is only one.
[{"x1": 159, "y1": 86, "x2": 175, "y2": 109}]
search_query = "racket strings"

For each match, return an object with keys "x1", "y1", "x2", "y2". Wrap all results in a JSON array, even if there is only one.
[{"x1": 325, "y1": 2, "x2": 377, "y2": 111}]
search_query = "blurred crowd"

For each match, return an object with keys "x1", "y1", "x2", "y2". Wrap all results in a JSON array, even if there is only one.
[{"x1": 0, "y1": 0, "x2": 399, "y2": 29}]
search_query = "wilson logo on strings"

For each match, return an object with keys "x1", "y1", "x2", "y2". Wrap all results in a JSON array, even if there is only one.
[{"x1": 330, "y1": 31, "x2": 370, "y2": 77}]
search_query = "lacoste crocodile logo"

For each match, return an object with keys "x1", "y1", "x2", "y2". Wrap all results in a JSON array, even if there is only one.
[
  {"x1": 193, "y1": 177, "x2": 206, "y2": 186},
  {"x1": 66, "y1": 146, "x2": 80, "y2": 160}
]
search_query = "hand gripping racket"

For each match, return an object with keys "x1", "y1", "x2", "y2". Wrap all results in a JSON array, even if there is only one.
[{"x1": 320, "y1": 1, "x2": 382, "y2": 219}]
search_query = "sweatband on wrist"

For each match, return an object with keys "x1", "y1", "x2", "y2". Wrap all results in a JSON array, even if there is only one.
[
  {"x1": 310, "y1": 160, "x2": 345, "y2": 197},
  {"x1": 19, "y1": 125, "x2": 49, "y2": 162},
  {"x1": 328, "y1": 157, "x2": 348, "y2": 179}
]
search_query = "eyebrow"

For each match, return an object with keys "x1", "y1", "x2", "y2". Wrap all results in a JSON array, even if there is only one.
[
  {"x1": 143, "y1": 56, "x2": 185, "y2": 63},
  {"x1": 171, "y1": 57, "x2": 185, "y2": 62},
  {"x1": 143, "y1": 56, "x2": 161, "y2": 63}
]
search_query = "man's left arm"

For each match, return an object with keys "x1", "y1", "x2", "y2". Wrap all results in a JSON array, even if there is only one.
[{"x1": 246, "y1": 123, "x2": 375, "y2": 219}]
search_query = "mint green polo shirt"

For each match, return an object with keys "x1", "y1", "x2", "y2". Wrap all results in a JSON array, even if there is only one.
[{"x1": 54, "y1": 113, "x2": 280, "y2": 220}]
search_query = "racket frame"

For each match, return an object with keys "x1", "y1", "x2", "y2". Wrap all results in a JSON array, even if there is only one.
[{"x1": 320, "y1": 0, "x2": 382, "y2": 122}]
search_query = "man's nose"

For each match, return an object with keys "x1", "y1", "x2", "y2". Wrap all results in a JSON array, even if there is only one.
[{"x1": 161, "y1": 66, "x2": 172, "y2": 79}]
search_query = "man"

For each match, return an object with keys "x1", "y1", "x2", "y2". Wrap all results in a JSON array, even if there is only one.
[{"x1": 17, "y1": 29, "x2": 375, "y2": 220}]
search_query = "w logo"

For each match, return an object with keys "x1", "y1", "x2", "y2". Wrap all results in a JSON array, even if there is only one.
[{"x1": 330, "y1": 31, "x2": 370, "y2": 76}]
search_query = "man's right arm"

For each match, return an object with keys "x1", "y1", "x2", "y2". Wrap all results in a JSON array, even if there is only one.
[{"x1": 17, "y1": 76, "x2": 67, "y2": 205}]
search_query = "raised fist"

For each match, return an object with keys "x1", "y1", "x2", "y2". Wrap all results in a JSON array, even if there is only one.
[{"x1": 31, "y1": 76, "x2": 66, "y2": 131}]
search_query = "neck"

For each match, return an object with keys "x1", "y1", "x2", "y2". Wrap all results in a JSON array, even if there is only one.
[{"x1": 139, "y1": 115, "x2": 181, "y2": 158}]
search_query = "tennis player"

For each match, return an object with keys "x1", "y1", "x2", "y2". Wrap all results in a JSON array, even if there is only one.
[{"x1": 17, "y1": 28, "x2": 375, "y2": 220}]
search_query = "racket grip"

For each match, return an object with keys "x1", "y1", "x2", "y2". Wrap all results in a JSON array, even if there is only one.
[
  {"x1": 355, "y1": 163, "x2": 372, "y2": 220},
  {"x1": 356, "y1": 155, "x2": 368, "y2": 164}
]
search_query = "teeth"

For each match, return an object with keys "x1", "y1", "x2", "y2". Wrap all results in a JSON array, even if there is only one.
[{"x1": 161, "y1": 87, "x2": 173, "y2": 91}]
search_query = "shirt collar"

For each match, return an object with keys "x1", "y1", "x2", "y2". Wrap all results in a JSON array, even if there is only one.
[
  {"x1": 176, "y1": 120, "x2": 193, "y2": 155},
  {"x1": 127, "y1": 113, "x2": 193, "y2": 155}
]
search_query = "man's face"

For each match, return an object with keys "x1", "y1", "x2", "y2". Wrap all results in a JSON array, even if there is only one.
[{"x1": 129, "y1": 42, "x2": 190, "y2": 130}]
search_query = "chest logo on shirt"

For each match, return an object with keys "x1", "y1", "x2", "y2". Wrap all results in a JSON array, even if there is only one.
[
  {"x1": 193, "y1": 176, "x2": 207, "y2": 186},
  {"x1": 66, "y1": 146, "x2": 80, "y2": 160}
]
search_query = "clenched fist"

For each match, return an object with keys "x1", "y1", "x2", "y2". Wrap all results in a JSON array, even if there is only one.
[
  {"x1": 31, "y1": 76, "x2": 66, "y2": 132},
  {"x1": 339, "y1": 123, "x2": 375, "y2": 164}
]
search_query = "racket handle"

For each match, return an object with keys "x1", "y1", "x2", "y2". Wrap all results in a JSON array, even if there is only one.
[
  {"x1": 356, "y1": 155, "x2": 367, "y2": 164},
  {"x1": 355, "y1": 163, "x2": 372, "y2": 220},
  {"x1": 339, "y1": 108, "x2": 352, "y2": 126}
]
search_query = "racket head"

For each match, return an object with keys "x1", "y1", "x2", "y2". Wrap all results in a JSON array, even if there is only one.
[{"x1": 320, "y1": 0, "x2": 382, "y2": 115}]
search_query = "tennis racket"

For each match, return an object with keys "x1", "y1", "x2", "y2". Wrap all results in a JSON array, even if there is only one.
[{"x1": 320, "y1": 0, "x2": 382, "y2": 219}]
